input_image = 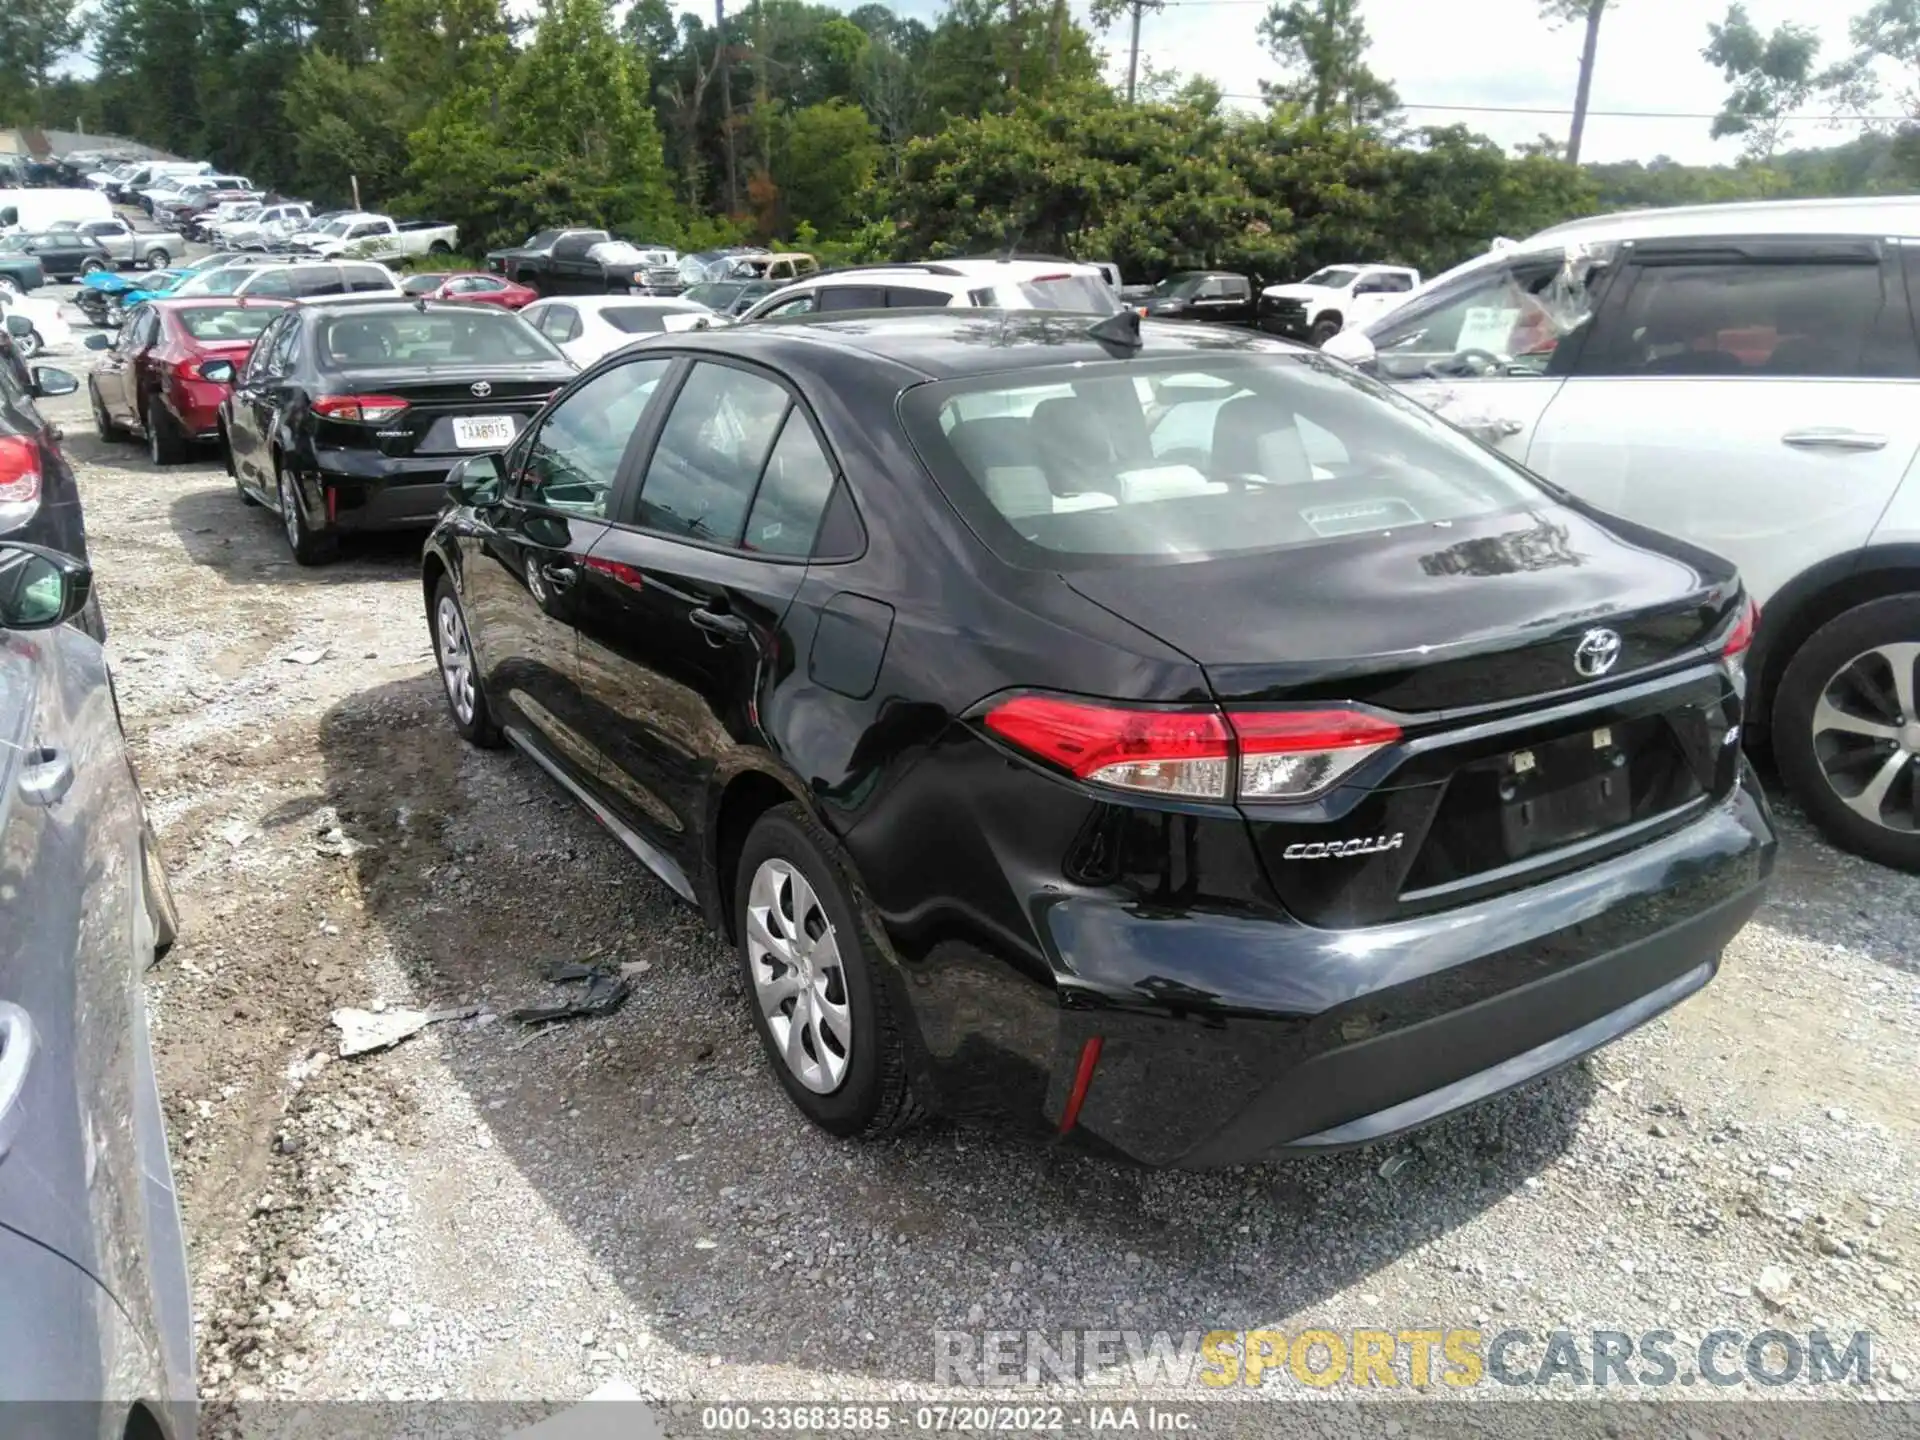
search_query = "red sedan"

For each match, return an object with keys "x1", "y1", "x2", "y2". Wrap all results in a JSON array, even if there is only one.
[
  {"x1": 86, "y1": 297, "x2": 289, "y2": 466},
  {"x1": 398, "y1": 272, "x2": 538, "y2": 310}
]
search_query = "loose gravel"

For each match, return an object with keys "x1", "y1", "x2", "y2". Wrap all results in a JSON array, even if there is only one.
[{"x1": 26, "y1": 288, "x2": 1919, "y2": 1424}]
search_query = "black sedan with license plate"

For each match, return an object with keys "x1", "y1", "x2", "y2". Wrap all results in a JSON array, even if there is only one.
[
  {"x1": 214, "y1": 297, "x2": 576, "y2": 563},
  {"x1": 419, "y1": 308, "x2": 1776, "y2": 1167}
]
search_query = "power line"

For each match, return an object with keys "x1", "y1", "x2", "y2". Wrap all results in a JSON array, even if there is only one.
[{"x1": 1189, "y1": 93, "x2": 1909, "y2": 123}]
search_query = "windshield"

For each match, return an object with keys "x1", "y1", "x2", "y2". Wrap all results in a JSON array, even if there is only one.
[
  {"x1": 602, "y1": 306, "x2": 698, "y2": 334},
  {"x1": 1304, "y1": 267, "x2": 1361, "y2": 288},
  {"x1": 318, "y1": 309, "x2": 564, "y2": 368},
  {"x1": 967, "y1": 275, "x2": 1118, "y2": 313},
  {"x1": 901, "y1": 352, "x2": 1541, "y2": 568},
  {"x1": 1151, "y1": 274, "x2": 1208, "y2": 300},
  {"x1": 177, "y1": 305, "x2": 281, "y2": 342},
  {"x1": 524, "y1": 230, "x2": 560, "y2": 249},
  {"x1": 400, "y1": 274, "x2": 443, "y2": 295}
]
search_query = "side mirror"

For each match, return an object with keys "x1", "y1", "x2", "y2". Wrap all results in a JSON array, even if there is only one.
[
  {"x1": 0, "y1": 543, "x2": 91, "y2": 630},
  {"x1": 199, "y1": 359, "x2": 236, "y2": 384},
  {"x1": 84, "y1": 332, "x2": 111, "y2": 351},
  {"x1": 445, "y1": 454, "x2": 502, "y2": 507},
  {"x1": 30, "y1": 367, "x2": 78, "y2": 398}
]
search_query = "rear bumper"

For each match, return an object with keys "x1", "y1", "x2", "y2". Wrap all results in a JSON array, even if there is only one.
[
  {"x1": 312, "y1": 451, "x2": 456, "y2": 532},
  {"x1": 1018, "y1": 771, "x2": 1775, "y2": 1167}
]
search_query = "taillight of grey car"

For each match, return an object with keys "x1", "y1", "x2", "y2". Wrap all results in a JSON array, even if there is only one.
[{"x1": 421, "y1": 308, "x2": 1776, "y2": 1168}]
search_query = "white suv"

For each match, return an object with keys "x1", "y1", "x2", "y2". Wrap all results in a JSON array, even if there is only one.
[
  {"x1": 738, "y1": 258, "x2": 1117, "y2": 322},
  {"x1": 1325, "y1": 195, "x2": 1920, "y2": 870}
]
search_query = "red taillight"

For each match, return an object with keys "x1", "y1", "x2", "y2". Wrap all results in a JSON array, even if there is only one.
[
  {"x1": 1231, "y1": 708, "x2": 1404, "y2": 800},
  {"x1": 0, "y1": 435, "x2": 42, "y2": 508},
  {"x1": 1721, "y1": 596, "x2": 1757, "y2": 658},
  {"x1": 982, "y1": 694, "x2": 1401, "y2": 802},
  {"x1": 313, "y1": 394, "x2": 409, "y2": 423},
  {"x1": 984, "y1": 695, "x2": 1231, "y2": 799}
]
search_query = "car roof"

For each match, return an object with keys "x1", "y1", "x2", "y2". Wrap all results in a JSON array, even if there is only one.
[
  {"x1": 295, "y1": 297, "x2": 498, "y2": 316},
  {"x1": 1530, "y1": 194, "x2": 1920, "y2": 246},
  {"x1": 148, "y1": 296, "x2": 291, "y2": 311},
  {"x1": 659, "y1": 307, "x2": 1304, "y2": 382},
  {"x1": 536, "y1": 295, "x2": 704, "y2": 313}
]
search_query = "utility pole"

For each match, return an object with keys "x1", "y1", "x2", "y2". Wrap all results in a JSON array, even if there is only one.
[
  {"x1": 717, "y1": 0, "x2": 739, "y2": 214},
  {"x1": 1125, "y1": 0, "x2": 1143, "y2": 103},
  {"x1": 1566, "y1": 0, "x2": 1605, "y2": 166}
]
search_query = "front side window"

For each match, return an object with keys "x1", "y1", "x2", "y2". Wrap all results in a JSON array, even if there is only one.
[
  {"x1": 761, "y1": 294, "x2": 817, "y2": 318},
  {"x1": 635, "y1": 362, "x2": 792, "y2": 544},
  {"x1": 885, "y1": 286, "x2": 955, "y2": 309},
  {"x1": 244, "y1": 269, "x2": 295, "y2": 298},
  {"x1": 1579, "y1": 259, "x2": 1916, "y2": 379},
  {"x1": 903, "y1": 353, "x2": 1543, "y2": 568},
  {"x1": 1368, "y1": 254, "x2": 1604, "y2": 380},
  {"x1": 538, "y1": 306, "x2": 580, "y2": 343},
  {"x1": 517, "y1": 357, "x2": 672, "y2": 516}
]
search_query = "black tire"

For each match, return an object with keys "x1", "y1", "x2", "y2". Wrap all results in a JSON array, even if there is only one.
[
  {"x1": 90, "y1": 381, "x2": 126, "y2": 442},
  {"x1": 146, "y1": 396, "x2": 187, "y2": 466},
  {"x1": 429, "y1": 240, "x2": 452, "y2": 255},
  {"x1": 13, "y1": 328, "x2": 41, "y2": 361},
  {"x1": 144, "y1": 248, "x2": 170, "y2": 270},
  {"x1": 276, "y1": 462, "x2": 338, "y2": 565},
  {"x1": 81, "y1": 256, "x2": 107, "y2": 275},
  {"x1": 429, "y1": 577, "x2": 503, "y2": 747},
  {"x1": 1774, "y1": 593, "x2": 1920, "y2": 871},
  {"x1": 734, "y1": 804, "x2": 925, "y2": 1140},
  {"x1": 1309, "y1": 316, "x2": 1343, "y2": 347}
]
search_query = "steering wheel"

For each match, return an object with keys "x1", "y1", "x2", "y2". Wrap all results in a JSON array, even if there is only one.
[{"x1": 1423, "y1": 348, "x2": 1507, "y2": 379}]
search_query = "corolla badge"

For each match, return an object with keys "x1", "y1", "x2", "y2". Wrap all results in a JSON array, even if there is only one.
[
  {"x1": 1283, "y1": 834, "x2": 1404, "y2": 860},
  {"x1": 1573, "y1": 627, "x2": 1622, "y2": 679},
  {"x1": 470, "y1": 380, "x2": 493, "y2": 398}
]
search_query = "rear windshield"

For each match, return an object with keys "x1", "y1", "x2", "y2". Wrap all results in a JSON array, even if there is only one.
[
  {"x1": 900, "y1": 353, "x2": 1542, "y2": 569},
  {"x1": 602, "y1": 307, "x2": 687, "y2": 334},
  {"x1": 317, "y1": 310, "x2": 563, "y2": 368},
  {"x1": 965, "y1": 275, "x2": 1116, "y2": 312},
  {"x1": 400, "y1": 274, "x2": 442, "y2": 295},
  {"x1": 177, "y1": 306, "x2": 279, "y2": 341}
]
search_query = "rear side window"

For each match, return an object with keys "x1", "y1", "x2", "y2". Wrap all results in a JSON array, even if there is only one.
[
  {"x1": 292, "y1": 268, "x2": 344, "y2": 298},
  {"x1": 346, "y1": 267, "x2": 392, "y2": 292},
  {"x1": 245, "y1": 269, "x2": 295, "y2": 297},
  {"x1": 966, "y1": 275, "x2": 1115, "y2": 312},
  {"x1": 885, "y1": 286, "x2": 954, "y2": 309},
  {"x1": 1579, "y1": 259, "x2": 1919, "y2": 378},
  {"x1": 817, "y1": 286, "x2": 885, "y2": 311},
  {"x1": 901, "y1": 354, "x2": 1541, "y2": 568},
  {"x1": 744, "y1": 413, "x2": 836, "y2": 556},
  {"x1": 635, "y1": 362, "x2": 791, "y2": 544}
]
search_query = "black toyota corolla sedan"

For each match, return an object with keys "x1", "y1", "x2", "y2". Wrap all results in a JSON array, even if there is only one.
[
  {"x1": 214, "y1": 297, "x2": 576, "y2": 563},
  {"x1": 421, "y1": 309, "x2": 1776, "y2": 1167}
]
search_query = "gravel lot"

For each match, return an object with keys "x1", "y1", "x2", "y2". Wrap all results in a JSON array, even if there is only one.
[{"x1": 25, "y1": 286, "x2": 1920, "y2": 1421}]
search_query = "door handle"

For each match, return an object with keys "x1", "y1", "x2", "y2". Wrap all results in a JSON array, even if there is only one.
[
  {"x1": 1782, "y1": 428, "x2": 1888, "y2": 452},
  {"x1": 538, "y1": 561, "x2": 578, "y2": 591},
  {"x1": 0, "y1": 1002, "x2": 35, "y2": 1160},
  {"x1": 690, "y1": 606, "x2": 749, "y2": 641},
  {"x1": 18, "y1": 746, "x2": 72, "y2": 807}
]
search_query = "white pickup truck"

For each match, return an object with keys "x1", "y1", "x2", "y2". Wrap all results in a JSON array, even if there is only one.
[
  {"x1": 289, "y1": 212, "x2": 458, "y2": 263},
  {"x1": 1255, "y1": 263, "x2": 1421, "y2": 346}
]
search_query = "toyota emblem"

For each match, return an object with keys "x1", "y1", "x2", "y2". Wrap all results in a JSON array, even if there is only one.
[
  {"x1": 1573, "y1": 627, "x2": 1622, "y2": 679},
  {"x1": 470, "y1": 381, "x2": 493, "y2": 398}
]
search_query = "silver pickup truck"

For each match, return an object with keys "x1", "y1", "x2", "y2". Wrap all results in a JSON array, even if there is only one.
[{"x1": 71, "y1": 217, "x2": 184, "y2": 271}]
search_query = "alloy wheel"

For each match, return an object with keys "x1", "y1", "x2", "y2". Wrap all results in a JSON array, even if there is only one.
[
  {"x1": 279, "y1": 469, "x2": 302, "y2": 550},
  {"x1": 436, "y1": 595, "x2": 477, "y2": 724},
  {"x1": 14, "y1": 328, "x2": 39, "y2": 361},
  {"x1": 745, "y1": 858, "x2": 852, "y2": 1094},
  {"x1": 1810, "y1": 641, "x2": 1920, "y2": 832}
]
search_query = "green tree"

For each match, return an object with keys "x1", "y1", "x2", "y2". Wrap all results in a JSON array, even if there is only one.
[
  {"x1": 775, "y1": 98, "x2": 880, "y2": 234},
  {"x1": 1703, "y1": 3, "x2": 1822, "y2": 165},
  {"x1": 284, "y1": 51, "x2": 411, "y2": 207},
  {"x1": 1257, "y1": 0, "x2": 1397, "y2": 127},
  {"x1": 0, "y1": 0, "x2": 80, "y2": 124}
]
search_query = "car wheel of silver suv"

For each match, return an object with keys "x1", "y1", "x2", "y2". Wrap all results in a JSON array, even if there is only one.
[{"x1": 1775, "y1": 594, "x2": 1920, "y2": 871}]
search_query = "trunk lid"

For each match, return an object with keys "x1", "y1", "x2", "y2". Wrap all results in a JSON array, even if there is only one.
[
  {"x1": 1063, "y1": 504, "x2": 1746, "y2": 928},
  {"x1": 317, "y1": 363, "x2": 572, "y2": 458},
  {"x1": 1062, "y1": 505, "x2": 1737, "y2": 712}
]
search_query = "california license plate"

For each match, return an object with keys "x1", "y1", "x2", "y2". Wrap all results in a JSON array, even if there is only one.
[{"x1": 453, "y1": 415, "x2": 515, "y2": 449}]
